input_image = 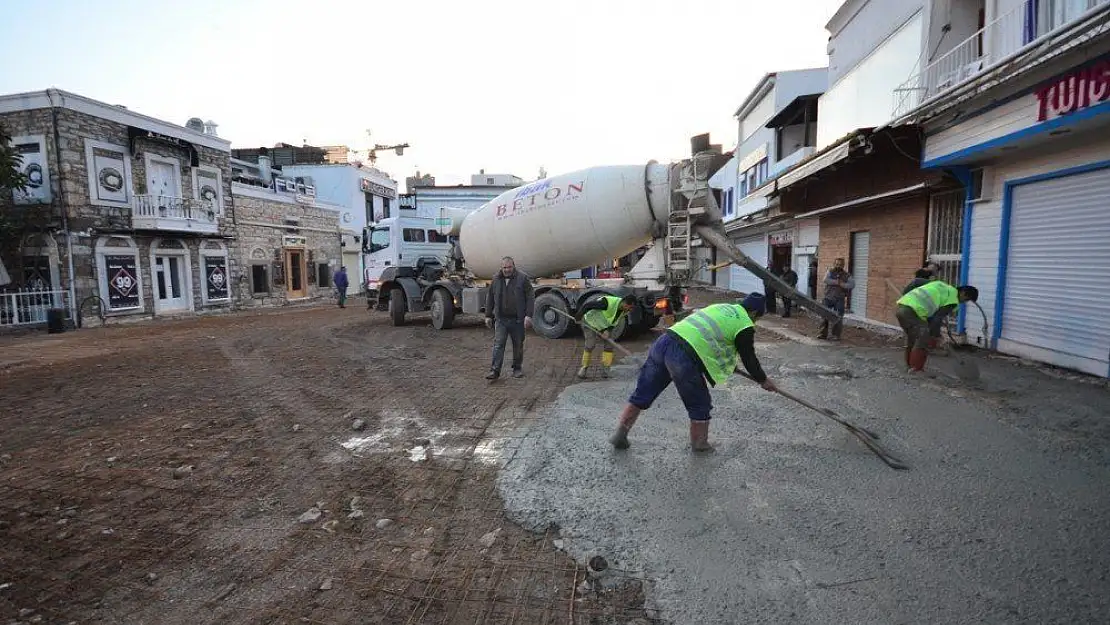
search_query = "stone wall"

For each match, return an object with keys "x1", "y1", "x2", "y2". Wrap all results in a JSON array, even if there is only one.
[
  {"x1": 1, "y1": 104, "x2": 236, "y2": 322},
  {"x1": 231, "y1": 184, "x2": 342, "y2": 308}
]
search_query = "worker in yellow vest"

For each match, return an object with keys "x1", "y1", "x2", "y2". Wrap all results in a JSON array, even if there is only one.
[
  {"x1": 610, "y1": 293, "x2": 777, "y2": 453},
  {"x1": 895, "y1": 280, "x2": 978, "y2": 372},
  {"x1": 576, "y1": 294, "x2": 638, "y2": 379}
]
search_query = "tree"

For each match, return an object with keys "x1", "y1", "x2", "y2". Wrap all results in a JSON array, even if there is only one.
[{"x1": 0, "y1": 122, "x2": 28, "y2": 195}]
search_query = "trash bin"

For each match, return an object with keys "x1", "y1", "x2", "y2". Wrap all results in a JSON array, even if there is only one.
[{"x1": 47, "y1": 308, "x2": 66, "y2": 334}]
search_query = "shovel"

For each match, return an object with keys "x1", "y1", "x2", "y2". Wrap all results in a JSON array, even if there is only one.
[
  {"x1": 734, "y1": 367, "x2": 909, "y2": 471},
  {"x1": 548, "y1": 307, "x2": 646, "y2": 367}
]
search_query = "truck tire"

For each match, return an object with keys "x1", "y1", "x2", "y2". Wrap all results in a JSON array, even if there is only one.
[
  {"x1": 533, "y1": 292, "x2": 571, "y2": 339},
  {"x1": 388, "y1": 287, "x2": 406, "y2": 326},
  {"x1": 430, "y1": 288, "x2": 455, "y2": 330}
]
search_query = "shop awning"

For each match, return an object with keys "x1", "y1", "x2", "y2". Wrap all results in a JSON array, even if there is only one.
[
  {"x1": 793, "y1": 183, "x2": 929, "y2": 219},
  {"x1": 776, "y1": 139, "x2": 852, "y2": 189}
]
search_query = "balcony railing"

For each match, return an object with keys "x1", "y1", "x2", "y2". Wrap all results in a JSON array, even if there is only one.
[
  {"x1": 893, "y1": 0, "x2": 1110, "y2": 118},
  {"x1": 132, "y1": 195, "x2": 219, "y2": 234}
]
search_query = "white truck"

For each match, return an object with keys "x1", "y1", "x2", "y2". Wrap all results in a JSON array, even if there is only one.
[{"x1": 363, "y1": 139, "x2": 840, "y2": 339}]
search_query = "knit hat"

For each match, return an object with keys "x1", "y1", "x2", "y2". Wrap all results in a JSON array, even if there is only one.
[{"x1": 740, "y1": 293, "x2": 766, "y2": 317}]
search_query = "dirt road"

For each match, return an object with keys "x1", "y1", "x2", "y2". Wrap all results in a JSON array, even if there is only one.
[{"x1": 0, "y1": 304, "x2": 661, "y2": 624}]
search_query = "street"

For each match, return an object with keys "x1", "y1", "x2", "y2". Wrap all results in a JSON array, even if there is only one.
[
  {"x1": 2, "y1": 296, "x2": 1109, "y2": 624},
  {"x1": 0, "y1": 304, "x2": 660, "y2": 624}
]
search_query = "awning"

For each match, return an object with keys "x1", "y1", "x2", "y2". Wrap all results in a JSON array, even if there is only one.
[
  {"x1": 764, "y1": 93, "x2": 821, "y2": 129},
  {"x1": 793, "y1": 183, "x2": 929, "y2": 219},
  {"x1": 776, "y1": 139, "x2": 852, "y2": 189}
]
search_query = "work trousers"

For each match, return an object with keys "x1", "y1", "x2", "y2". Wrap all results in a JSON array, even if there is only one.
[
  {"x1": 819, "y1": 297, "x2": 845, "y2": 338},
  {"x1": 582, "y1": 325, "x2": 613, "y2": 353},
  {"x1": 781, "y1": 294, "x2": 793, "y2": 317},
  {"x1": 628, "y1": 333, "x2": 712, "y2": 421},
  {"x1": 491, "y1": 318, "x2": 525, "y2": 373},
  {"x1": 896, "y1": 305, "x2": 931, "y2": 350}
]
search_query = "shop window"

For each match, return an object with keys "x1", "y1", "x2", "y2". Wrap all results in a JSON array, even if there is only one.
[
  {"x1": 318, "y1": 263, "x2": 331, "y2": 288},
  {"x1": 252, "y1": 265, "x2": 269, "y2": 294},
  {"x1": 95, "y1": 236, "x2": 143, "y2": 312}
]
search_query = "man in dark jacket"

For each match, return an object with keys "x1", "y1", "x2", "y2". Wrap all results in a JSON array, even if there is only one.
[
  {"x1": 779, "y1": 265, "x2": 798, "y2": 318},
  {"x1": 817, "y1": 258, "x2": 855, "y2": 340},
  {"x1": 762, "y1": 263, "x2": 779, "y2": 314},
  {"x1": 334, "y1": 266, "x2": 349, "y2": 308},
  {"x1": 485, "y1": 256, "x2": 535, "y2": 380}
]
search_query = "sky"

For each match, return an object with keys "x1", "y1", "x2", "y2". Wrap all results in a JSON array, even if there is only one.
[{"x1": 1, "y1": 0, "x2": 843, "y2": 189}]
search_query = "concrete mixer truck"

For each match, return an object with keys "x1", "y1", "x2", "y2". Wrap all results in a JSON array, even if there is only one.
[{"x1": 363, "y1": 140, "x2": 841, "y2": 340}]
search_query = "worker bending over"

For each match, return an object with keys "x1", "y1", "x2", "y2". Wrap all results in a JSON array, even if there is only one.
[
  {"x1": 610, "y1": 294, "x2": 777, "y2": 453},
  {"x1": 896, "y1": 280, "x2": 978, "y2": 372},
  {"x1": 577, "y1": 294, "x2": 637, "y2": 379}
]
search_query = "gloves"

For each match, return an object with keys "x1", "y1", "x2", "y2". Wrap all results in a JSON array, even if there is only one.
[
  {"x1": 485, "y1": 318, "x2": 493, "y2": 329},
  {"x1": 760, "y1": 379, "x2": 778, "y2": 392}
]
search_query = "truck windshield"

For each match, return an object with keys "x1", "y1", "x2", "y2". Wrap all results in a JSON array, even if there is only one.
[{"x1": 369, "y1": 227, "x2": 391, "y2": 251}]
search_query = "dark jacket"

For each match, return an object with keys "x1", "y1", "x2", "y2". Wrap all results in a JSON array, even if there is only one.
[
  {"x1": 333, "y1": 270, "x2": 349, "y2": 290},
  {"x1": 486, "y1": 270, "x2": 535, "y2": 321},
  {"x1": 781, "y1": 268, "x2": 798, "y2": 288}
]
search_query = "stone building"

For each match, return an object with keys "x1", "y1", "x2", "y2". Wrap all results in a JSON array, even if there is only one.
[
  {"x1": 0, "y1": 88, "x2": 235, "y2": 325},
  {"x1": 230, "y1": 183, "x2": 342, "y2": 307}
]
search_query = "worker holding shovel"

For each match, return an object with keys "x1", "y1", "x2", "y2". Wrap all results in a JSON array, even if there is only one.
[
  {"x1": 896, "y1": 281, "x2": 978, "y2": 373},
  {"x1": 610, "y1": 293, "x2": 777, "y2": 453},
  {"x1": 576, "y1": 294, "x2": 637, "y2": 379}
]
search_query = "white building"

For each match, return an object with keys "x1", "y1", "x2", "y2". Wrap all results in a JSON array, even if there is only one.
[
  {"x1": 707, "y1": 68, "x2": 827, "y2": 296},
  {"x1": 892, "y1": 0, "x2": 1110, "y2": 377},
  {"x1": 406, "y1": 174, "x2": 526, "y2": 219},
  {"x1": 280, "y1": 163, "x2": 399, "y2": 294}
]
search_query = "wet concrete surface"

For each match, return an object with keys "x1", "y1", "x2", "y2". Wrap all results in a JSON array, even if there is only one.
[{"x1": 498, "y1": 339, "x2": 1110, "y2": 624}]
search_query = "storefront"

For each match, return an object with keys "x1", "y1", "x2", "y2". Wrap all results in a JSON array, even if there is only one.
[{"x1": 922, "y1": 54, "x2": 1110, "y2": 377}]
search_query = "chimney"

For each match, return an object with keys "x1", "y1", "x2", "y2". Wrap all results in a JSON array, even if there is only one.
[
  {"x1": 203, "y1": 120, "x2": 219, "y2": 137},
  {"x1": 258, "y1": 155, "x2": 273, "y2": 184}
]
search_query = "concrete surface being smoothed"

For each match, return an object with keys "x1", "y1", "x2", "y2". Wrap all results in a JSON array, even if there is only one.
[{"x1": 496, "y1": 341, "x2": 1110, "y2": 625}]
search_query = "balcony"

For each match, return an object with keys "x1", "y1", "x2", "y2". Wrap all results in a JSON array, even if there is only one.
[
  {"x1": 770, "y1": 146, "x2": 816, "y2": 179},
  {"x1": 893, "y1": 0, "x2": 1110, "y2": 118},
  {"x1": 132, "y1": 195, "x2": 219, "y2": 234}
]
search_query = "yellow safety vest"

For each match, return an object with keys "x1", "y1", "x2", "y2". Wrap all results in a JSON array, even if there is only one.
[
  {"x1": 583, "y1": 295, "x2": 625, "y2": 331},
  {"x1": 670, "y1": 304, "x2": 754, "y2": 385},
  {"x1": 897, "y1": 281, "x2": 959, "y2": 320}
]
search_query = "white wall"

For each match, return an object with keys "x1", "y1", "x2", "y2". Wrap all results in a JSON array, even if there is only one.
[
  {"x1": 740, "y1": 91, "x2": 776, "y2": 142},
  {"x1": 964, "y1": 134, "x2": 1110, "y2": 346},
  {"x1": 827, "y1": 0, "x2": 928, "y2": 85},
  {"x1": 818, "y1": 10, "x2": 925, "y2": 147},
  {"x1": 773, "y1": 68, "x2": 829, "y2": 108},
  {"x1": 413, "y1": 188, "x2": 508, "y2": 218}
]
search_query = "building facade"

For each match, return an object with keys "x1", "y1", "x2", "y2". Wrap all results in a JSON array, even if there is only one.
[
  {"x1": 280, "y1": 163, "x2": 399, "y2": 292},
  {"x1": 1, "y1": 89, "x2": 235, "y2": 325},
  {"x1": 708, "y1": 68, "x2": 827, "y2": 296},
  {"x1": 230, "y1": 183, "x2": 343, "y2": 308},
  {"x1": 897, "y1": 0, "x2": 1110, "y2": 376}
]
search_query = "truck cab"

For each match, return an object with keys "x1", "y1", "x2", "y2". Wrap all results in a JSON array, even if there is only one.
[{"x1": 362, "y1": 215, "x2": 453, "y2": 297}]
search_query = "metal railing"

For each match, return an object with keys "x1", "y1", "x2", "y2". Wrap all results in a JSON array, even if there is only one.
[
  {"x1": 132, "y1": 195, "x2": 218, "y2": 222},
  {"x1": 893, "y1": 0, "x2": 1110, "y2": 118},
  {"x1": 0, "y1": 287, "x2": 68, "y2": 327}
]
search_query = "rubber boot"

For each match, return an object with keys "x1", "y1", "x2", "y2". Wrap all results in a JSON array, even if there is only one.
[
  {"x1": 577, "y1": 351, "x2": 591, "y2": 379},
  {"x1": 689, "y1": 420, "x2": 715, "y2": 453},
  {"x1": 600, "y1": 351, "x2": 614, "y2": 378},
  {"x1": 908, "y1": 348, "x2": 928, "y2": 372},
  {"x1": 610, "y1": 404, "x2": 640, "y2": 450}
]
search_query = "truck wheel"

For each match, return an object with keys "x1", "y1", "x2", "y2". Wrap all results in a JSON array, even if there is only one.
[
  {"x1": 388, "y1": 287, "x2": 406, "y2": 326},
  {"x1": 430, "y1": 289, "x2": 455, "y2": 330},
  {"x1": 533, "y1": 292, "x2": 571, "y2": 339}
]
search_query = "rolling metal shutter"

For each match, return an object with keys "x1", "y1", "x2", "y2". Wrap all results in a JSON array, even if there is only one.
[
  {"x1": 1001, "y1": 168, "x2": 1110, "y2": 377},
  {"x1": 728, "y1": 236, "x2": 768, "y2": 296},
  {"x1": 850, "y1": 231, "x2": 870, "y2": 316}
]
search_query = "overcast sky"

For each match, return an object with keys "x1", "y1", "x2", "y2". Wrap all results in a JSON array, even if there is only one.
[{"x1": 1, "y1": 0, "x2": 842, "y2": 188}]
